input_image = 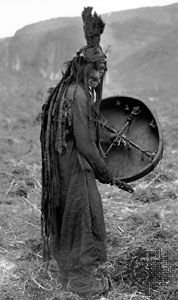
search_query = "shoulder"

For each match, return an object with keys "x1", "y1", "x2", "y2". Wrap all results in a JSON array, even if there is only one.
[{"x1": 66, "y1": 83, "x2": 88, "y2": 105}]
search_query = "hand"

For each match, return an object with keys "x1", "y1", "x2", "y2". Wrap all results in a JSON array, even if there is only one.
[{"x1": 112, "y1": 178, "x2": 134, "y2": 193}]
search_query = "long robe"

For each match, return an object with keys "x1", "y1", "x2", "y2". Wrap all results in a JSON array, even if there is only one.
[{"x1": 49, "y1": 83, "x2": 112, "y2": 271}]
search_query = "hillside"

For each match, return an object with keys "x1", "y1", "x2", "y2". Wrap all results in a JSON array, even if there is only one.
[
  {"x1": 116, "y1": 26, "x2": 178, "y2": 94},
  {"x1": 0, "y1": 3, "x2": 178, "y2": 100}
]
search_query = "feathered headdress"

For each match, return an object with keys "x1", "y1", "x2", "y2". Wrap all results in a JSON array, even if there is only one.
[
  {"x1": 82, "y1": 6, "x2": 105, "y2": 47},
  {"x1": 78, "y1": 7, "x2": 106, "y2": 63}
]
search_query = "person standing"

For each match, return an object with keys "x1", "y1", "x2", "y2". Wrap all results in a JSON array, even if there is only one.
[{"x1": 40, "y1": 7, "x2": 133, "y2": 297}]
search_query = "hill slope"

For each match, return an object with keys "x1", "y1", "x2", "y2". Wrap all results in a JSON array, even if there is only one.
[{"x1": 0, "y1": 3, "x2": 178, "y2": 113}]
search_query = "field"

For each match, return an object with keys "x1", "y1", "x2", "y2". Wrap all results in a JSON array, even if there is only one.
[{"x1": 0, "y1": 84, "x2": 178, "y2": 300}]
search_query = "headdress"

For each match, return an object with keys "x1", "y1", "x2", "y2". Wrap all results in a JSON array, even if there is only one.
[{"x1": 78, "y1": 7, "x2": 107, "y2": 64}]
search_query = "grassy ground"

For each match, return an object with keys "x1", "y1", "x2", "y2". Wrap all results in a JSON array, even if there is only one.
[{"x1": 0, "y1": 89, "x2": 177, "y2": 300}]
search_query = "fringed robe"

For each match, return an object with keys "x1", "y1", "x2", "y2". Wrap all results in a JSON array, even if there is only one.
[{"x1": 48, "y1": 83, "x2": 112, "y2": 271}]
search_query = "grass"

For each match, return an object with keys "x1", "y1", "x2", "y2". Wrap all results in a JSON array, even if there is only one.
[
  {"x1": 0, "y1": 88, "x2": 178, "y2": 300},
  {"x1": 0, "y1": 150, "x2": 177, "y2": 300}
]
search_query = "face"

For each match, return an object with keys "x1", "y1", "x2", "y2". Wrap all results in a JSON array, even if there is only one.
[{"x1": 88, "y1": 62, "x2": 106, "y2": 88}]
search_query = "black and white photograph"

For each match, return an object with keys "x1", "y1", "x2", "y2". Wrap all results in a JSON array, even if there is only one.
[{"x1": 0, "y1": 1, "x2": 177, "y2": 299}]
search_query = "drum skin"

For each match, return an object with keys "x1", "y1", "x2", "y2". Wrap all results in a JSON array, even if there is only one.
[{"x1": 99, "y1": 96, "x2": 163, "y2": 182}]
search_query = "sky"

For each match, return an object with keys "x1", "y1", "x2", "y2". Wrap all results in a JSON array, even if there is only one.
[{"x1": 0, "y1": 0, "x2": 177, "y2": 38}]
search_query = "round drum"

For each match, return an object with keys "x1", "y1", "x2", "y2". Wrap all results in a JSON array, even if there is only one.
[{"x1": 99, "y1": 95, "x2": 163, "y2": 182}]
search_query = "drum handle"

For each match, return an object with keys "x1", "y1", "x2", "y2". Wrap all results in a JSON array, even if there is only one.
[
  {"x1": 98, "y1": 116, "x2": 155, "y2": 160},
  {"x1": 105, "y1": 106, "x2": 140, "y2": 155}
]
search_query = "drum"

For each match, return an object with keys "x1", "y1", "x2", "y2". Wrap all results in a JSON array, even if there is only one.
[{"x1": 99, "y1": 95, "x2": 163, "y2": 182}]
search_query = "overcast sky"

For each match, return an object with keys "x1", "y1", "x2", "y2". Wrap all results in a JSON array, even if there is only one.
[{"x1": 0, "y1": 0, "x2": 177, "y2": 38}]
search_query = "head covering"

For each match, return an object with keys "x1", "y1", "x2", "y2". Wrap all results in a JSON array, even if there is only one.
[{"x1": 77, "y1": 7, "x2": 107, "y2": 64}]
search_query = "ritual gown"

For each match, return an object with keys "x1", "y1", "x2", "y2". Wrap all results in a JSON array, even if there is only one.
[{"x1": 50, "y1": 83, "x2": 113, "y2": 271}]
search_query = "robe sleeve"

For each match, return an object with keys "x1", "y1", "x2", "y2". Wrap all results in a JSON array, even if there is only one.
[{"x1": 71, "y1": 85, "x2": 113, "y2": 184}]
